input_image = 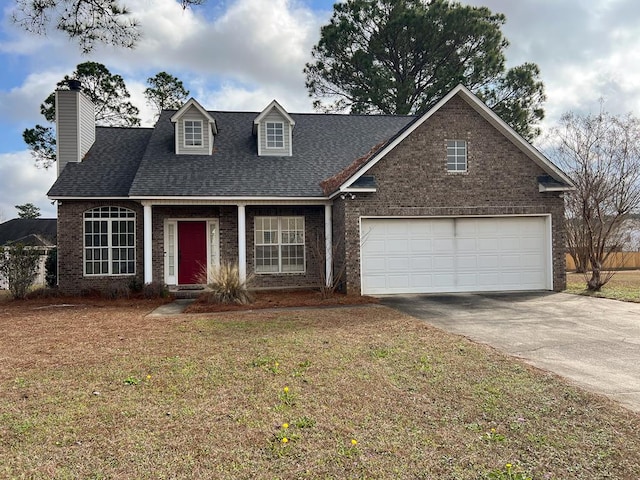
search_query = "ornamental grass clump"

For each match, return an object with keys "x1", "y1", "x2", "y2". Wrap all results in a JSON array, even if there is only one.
[{"x1": 199, "y1": 262, "x2": 254, "y2": 305}]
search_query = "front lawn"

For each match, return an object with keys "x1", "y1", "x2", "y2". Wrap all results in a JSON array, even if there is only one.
[{"x1": 1, "y1": 298, "x2": 639, "y2": 479}]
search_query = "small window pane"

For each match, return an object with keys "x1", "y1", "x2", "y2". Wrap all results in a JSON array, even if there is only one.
[
  {"x1": 185, "y1": 120, "x2": 203, "y2": 147},
  {"x1": 266, "y1": 122, "x2": 284, "y2": 149},
  {"x1": 447, "y1": 140, "x2": 467, "y2": 172}
]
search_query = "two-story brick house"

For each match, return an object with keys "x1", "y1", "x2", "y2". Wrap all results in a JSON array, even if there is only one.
[{"x1": 48, "y1": 83, "x2": 573, "y2": 295}]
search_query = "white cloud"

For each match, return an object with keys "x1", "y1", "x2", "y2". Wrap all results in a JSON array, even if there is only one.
[
  {"x1": 0, "y1": 151, "x2": 57, "y2": 220},
  {"x1": 0, "y1": 71, "x2": 66, "y2": 124}
]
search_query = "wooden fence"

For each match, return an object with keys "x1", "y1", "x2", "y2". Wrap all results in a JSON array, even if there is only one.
[{"x1": 566, "y1": 252, "x2": 640, "y2": 271}]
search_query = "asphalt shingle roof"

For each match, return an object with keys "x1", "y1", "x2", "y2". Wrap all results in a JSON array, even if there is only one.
[
  {"x1": 48, "y1": 127, "x2": 153, "y2": 197},
  {"x1": 49, "y1": 110, "x2": 414, "y2": 199},
  {"x1": 0, "y1": 218, "x2": 57, "y2": 245}
]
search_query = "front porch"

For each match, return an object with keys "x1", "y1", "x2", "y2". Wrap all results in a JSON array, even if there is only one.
[{"x1": 141, "y1": 202, "x2": 334, "y2": 291}]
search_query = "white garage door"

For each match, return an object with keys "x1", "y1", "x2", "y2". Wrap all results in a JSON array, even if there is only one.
[{"x1": 361, "y1": 217, "x2": 550, "y2": 294}]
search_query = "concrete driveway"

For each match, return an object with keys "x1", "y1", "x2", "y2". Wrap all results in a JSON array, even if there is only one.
[{"x1": 381, "y1": 292, "x2": 640, "y2": 413}]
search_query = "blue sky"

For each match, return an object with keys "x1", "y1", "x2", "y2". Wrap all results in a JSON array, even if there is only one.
[{"x1": 1, "y1": 0, "x2": 640, "y2": 219}]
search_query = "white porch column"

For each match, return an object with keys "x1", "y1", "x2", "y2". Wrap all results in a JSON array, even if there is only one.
[
  {"x1": 325, "y1": 203, "x2": 333, "y2": 287},
  {"x1": 143, "y1": 202, "x2": 153, "y2": 284},
  {"x1": 237, "y1": 203, "x2": 247, "y2": 282}
]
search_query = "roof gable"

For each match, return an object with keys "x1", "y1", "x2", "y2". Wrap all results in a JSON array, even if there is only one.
[
  {"x1": 336, "y1": 84, "x2": 574, "y2": 195},
  {"x1": 171, "y1": 98, "x2": 218, "y2": 134},
  {"x1": 253, "y1": 100, "x2": 295, "y2": 129}
]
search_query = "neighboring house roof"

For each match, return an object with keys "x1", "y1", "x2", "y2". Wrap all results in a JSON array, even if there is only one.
[
  {"x1": 49, "y1": 111, "x2": 413, "y2": 199},
  {"x1": 0, "y1": 218, "x2": 57, "y2": 246}
]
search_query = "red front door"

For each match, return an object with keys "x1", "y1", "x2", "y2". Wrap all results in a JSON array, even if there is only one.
[{"x1": 178, "y1": 221, "x2": 207, "y2": 284}]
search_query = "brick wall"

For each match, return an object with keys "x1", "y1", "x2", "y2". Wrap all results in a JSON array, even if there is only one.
[
  {"x1": 336, "y1": 95, "x2": 566, "y2": 294},
  {"x1": 57, "y1": 200, "x2": 144, "y2": 295},
  {"x1": 246, "y1": 206, "x2": 324, "y2": 289},
  {"x1": 58, "y1": 202, "x2": 326, "y2": 294}
]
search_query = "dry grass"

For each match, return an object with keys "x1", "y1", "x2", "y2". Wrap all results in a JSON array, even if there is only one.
[
  {"x1": 1, "y1": 297, "x2": 639, "y2": 479},
  {"x1": 566, "y1": 270, "x2": 640, "y2": 302},
  {"x1": 186, "y1": 289, "x2": 378, "y2": 313}
]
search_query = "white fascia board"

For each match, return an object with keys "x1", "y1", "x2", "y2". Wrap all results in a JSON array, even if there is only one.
[
  {"x1": 129, "y1": 196, "x2": 332, "y2": 205},
  {"x1": 253, "y1": 99, "x2": 296, "y2": 127},
  {"x1": 170, "y1": 98, "x2": 216, "y2": 126},
  {"x1": 339, "y1": 84, "x2": 574, "y2": 192},
  {"x1": 48, "y1": 196, "x2": 132, "y2": 200},
  {"x1": 538, "y1": 184, "x2": 575, "y2": 192},
  {"x1": 342, "y1": 187, "x2": 377, "y2": 193},
  {"x1": 49, "y1": 195, "x2": 333, "y2": 206}
]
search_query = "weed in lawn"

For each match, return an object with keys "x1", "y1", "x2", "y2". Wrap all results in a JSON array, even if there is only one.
[
  {"x1": 277, "y1": 385, "x2": 296, "y2": 408},
  {"x1": 123, "y1": 376, "x2": 140, "y2": 386},
  {"x1": 292, "y1": 360, "x2": 311, "y2": 378},
  {"x1": 370, "y1": 345, "x2": 392, "y2": 358},
  {"x1": 293, "y1": 416, "x2": 316, "y2": 428},
  {"x1": 487, "y1": 463, "x2": 533, "y2": 480},
  {"x1": 13, "y1": 377, "x2": 29, "y2": 388},
  {"x1": 337, "y1": 437, "x2": 360, "y2": 458},
  {"x1": 251, "y1": 357, "x2": 281, "y2": 374},
  {"x1": 482, "y1": 428, "x2": 506, "y2": 443}
]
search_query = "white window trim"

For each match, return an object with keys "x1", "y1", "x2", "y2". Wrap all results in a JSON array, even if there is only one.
[
  {"x1": 446, "y1": 139, "x2": 467, "y2": 172},
  {"x1": 83, "y1": 207, "x2": 136, "y2": 277},
  {"x1": 265, "y1": 122, "x2": 285, "y2": 149},
  {"x1": 184, "y1": 119, "x2": 204, "y2": 148},
  {"x1": 254, "y1": 216, "x2": 305, "y2": 274}
]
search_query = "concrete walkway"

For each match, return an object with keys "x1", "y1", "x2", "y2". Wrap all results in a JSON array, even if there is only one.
[
  {"x1": 381, "y1": 292, "x2": 640, "y2": 413},
  {"x1": 148, "y1": 299, "x2": 193, "y2": 316}
]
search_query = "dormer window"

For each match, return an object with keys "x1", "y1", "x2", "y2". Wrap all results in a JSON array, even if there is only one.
[
  {"x1": 185, "y1": 120, "x2": 203, "y2": 147},
  {"x1": 266, "y1": 122, "x2": 284, "y2": 149},
  {"x1": 171, "y1": 98, "x2": 217, "y2": 155},
  {"x1": 254, "y1": 100, "x2": 295, "y2": 156}
]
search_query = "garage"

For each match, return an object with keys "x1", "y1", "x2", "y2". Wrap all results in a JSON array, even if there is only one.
[{"x1": 360, "y1": 216, "x2": 551, "y2": 295}]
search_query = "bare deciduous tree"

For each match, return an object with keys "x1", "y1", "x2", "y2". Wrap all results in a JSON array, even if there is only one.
[{"x1": 549, "y1": 108, "x2": 640, "y2": 290}]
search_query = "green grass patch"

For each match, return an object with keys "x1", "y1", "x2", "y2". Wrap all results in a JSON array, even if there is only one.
[{"x1": 566, "y1": 271, "x2": 640, "y2": 302}]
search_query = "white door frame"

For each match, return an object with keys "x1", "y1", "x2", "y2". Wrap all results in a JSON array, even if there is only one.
[{"x1": 164, "y1": 218, "x2": 220, "y2": 286}]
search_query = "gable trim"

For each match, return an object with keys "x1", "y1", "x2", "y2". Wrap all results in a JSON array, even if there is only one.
[
  {"x1": 337, "y1": 84, "x2": 574, "y2": 193},
  {"x1": 170, "y1": 98, "x2": 217, "y2": 130},
  {"x1": 253, "y1": 99, "x2": 296, "y2": 127}
]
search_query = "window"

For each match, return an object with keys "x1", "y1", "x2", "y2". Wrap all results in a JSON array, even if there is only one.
[
  {"x1": 184, "y1": 120, "x2": 203, "y2": 147},
  {"x1": 84, "y1": 207, "x2": 135, "y2": 276},
  {"x1": 447, "y1": 140, "x2": 467, "y2": 172},
  {"x1": 266, "y1": 122, "x2": 284, "y2": 149},
  {"x1": 255, "y1": 216, "x2": 304, "y2": 273}
]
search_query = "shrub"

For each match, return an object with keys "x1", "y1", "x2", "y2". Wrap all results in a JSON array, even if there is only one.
[
  {"x1": 102, "y1": 284, "x2": 131, "y2": 299},
  {"x1": 128, "y1": 277, "x2": 144, "y2": 294},
  {"x1": 44, "y1": 248, "x2": 57, "y2": 288},
  {"x1": 0, "y1": 243, "x2": 40, "y2": 300},
  {"x1": 143, "y1": 281, "x2": 170, "y2": 299},
  {"x1": 26, "y1": 287, "x2": 61, "y2": 299},
  {"x1": 199, "y1": 262, "x2": 253, "y2": 305}
]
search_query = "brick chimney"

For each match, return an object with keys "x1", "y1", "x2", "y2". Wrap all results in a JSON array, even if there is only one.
[{"x1": 55, "y1": 80, "x2": 95, "y2": 177}]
